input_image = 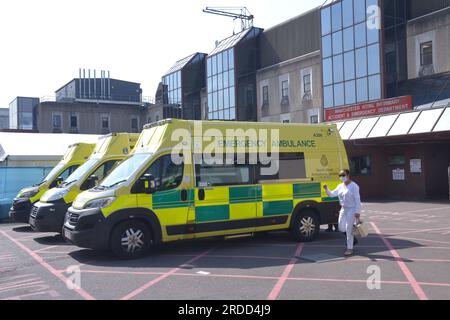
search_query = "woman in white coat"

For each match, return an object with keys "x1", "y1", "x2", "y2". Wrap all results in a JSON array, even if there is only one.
[{"x1": 323, "y1": 169, "x2": 362, "y2": 256}]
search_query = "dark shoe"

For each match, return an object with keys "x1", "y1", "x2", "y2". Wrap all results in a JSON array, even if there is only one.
[
  {"x1": 326, "y1": 228, "x2": 333, "y2": 233},
  {"x1": 354, "y1": 237, "x2": 359, "y2": 246}
]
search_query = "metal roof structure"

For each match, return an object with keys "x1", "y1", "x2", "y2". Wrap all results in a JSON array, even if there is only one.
[
  {"x1": 208, "y1": 28, "x2": 253, "y2": 56},
  {"x1": 335, "y1": 102, "x2": 450, "y2": 141},
  {"x1": 0, "y1": 133, "x2": 100, "y2": 162},
  {"x1": 163, "y1": 53, "x2": 198, "y2": 76}
]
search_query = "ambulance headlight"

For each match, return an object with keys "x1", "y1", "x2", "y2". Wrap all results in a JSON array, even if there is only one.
[
  {"x1": 83, "y1": 197, "x2": 116, "y2": 209},
  {"x1": 45, "y1": 189, "x2": 69, "y2": 202},
  {"x1": 20, "y1": 188, "x2": 39, "y2": 198}
]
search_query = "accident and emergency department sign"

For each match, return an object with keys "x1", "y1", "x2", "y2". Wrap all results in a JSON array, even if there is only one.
[{"x1": 325, "y1": 96, "x2": 413, "y2": 122}]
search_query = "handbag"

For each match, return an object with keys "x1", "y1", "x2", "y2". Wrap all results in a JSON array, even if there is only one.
[{"x1": 353, "y1": 220, "x2": 369, "y2": 238}]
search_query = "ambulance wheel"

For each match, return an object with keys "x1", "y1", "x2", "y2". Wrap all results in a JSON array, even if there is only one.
[
  {"x1": 290, "y1": 209, "x2": 320, "y2": 242},
  {"x1": 110, "y1": 220, "x2": 151, "y2": 259}
]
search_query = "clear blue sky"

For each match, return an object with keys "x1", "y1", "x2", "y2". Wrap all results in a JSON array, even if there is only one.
[{"x1": 0, "y1": 0, "x2": 325, "y2": 107}]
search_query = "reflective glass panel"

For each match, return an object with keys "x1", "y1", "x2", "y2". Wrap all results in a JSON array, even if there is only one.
[
  {"x1": 356, "y1": 77, "x2": 368, "y2": 102},
  {"x1": 343, "y1": 0, "x2": 354, "y2": 28},
  {"x1": 334, "y1": 83, "x2": 345, "y2": 107},
  {"x1": 332, "y1": 31, "x2": 343, "y2": 55},
  {"x1": 333, "y1": 54, "x2": 344, "y2": 83},
  {"x1": 344, "y1": 51, "x2": 355, "y2": 81},
  {"x1": 355, "y1": 47, "x2": 367, "y2": 78},
  {"x1": 322, "y1": 35, "x2": 332, "y2": 58},
  {"x1": 343, "y1": 27, "x2": 354, "y2": 52},
  {"x1": 410, "y1": 109, "x2": 445, "y2": 134},
  {"x1": 323, "y1": 58, "x2": 333, "y2": 86},
  {"x1": 368, "y1": 114, "x2": 399, "y2": 138},
  {"x1": 354, "y1": 0, "x2": 366, "y2": 24},
  {"x1": 368, "y1": 44, "x2": 380, "y2": 75},
  {"x1": 388, "y1": 111, "x2": 420, "y2": 136},
  {"x1": 433, "y1": 108, "x2": 450, "y2": 132},
  {"x1": 368, "y1": 74, "x2": 381, "y2": 101},
  {"x1": 354, "y1": 22, "x2": 367, "y2": 48},
  {"x1": 345, "y1": 80, "x2": 356, "y2": 105},
  {"x1": 331, "y1": 2, "x2": 342, "y2": 32},
  {"x1": 321, "y1": 7, "x2": 331, "y2": 35},
  {"x1": 324, "y1": 85, "x2": 334, "y2": 109}
]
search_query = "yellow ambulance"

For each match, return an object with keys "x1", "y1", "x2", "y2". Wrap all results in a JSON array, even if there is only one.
[
  {"x1": 30, "y1": 133, "x2": 139, "y2": 233},
  {"x1": 9, "y1": 143, "x2": 95, "y2": 223},
  {"x1": 64, "y1": 120, "x2": 348, "y2": 259}
]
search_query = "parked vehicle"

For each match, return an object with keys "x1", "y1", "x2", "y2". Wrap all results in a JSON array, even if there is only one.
[
  {"x1": 29, "y1": 133, "x2": 139, "y2": 233},
  {"x1": 9, "y1": 143, "x2": 95, "y2": 223},
  {"x1": 64, "y1": 119, "x2": 348, "y2": 259}
]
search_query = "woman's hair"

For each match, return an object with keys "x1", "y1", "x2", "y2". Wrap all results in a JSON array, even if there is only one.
[{"x1": 341, "y1": 169, "x2": 350, "y2": 176}]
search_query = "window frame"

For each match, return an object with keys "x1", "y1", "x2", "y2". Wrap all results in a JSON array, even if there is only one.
[
  {"x1": 420, "y1": 41, "x2": 433, "y2": 66},
  {"x1": 281, "y1": 80, "x2": 289, "y2": 99},
  {"x1": 52, "y1": 112, "x2": 62, "y2": 129},
  {"x1": 101, "y1": 113, "x2": 110, "y2": 130}
]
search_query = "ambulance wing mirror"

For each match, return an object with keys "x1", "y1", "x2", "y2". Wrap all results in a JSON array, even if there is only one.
[
  {"x1": 84, "y1": 175, "x2": 99, "y2": 190},
  {"x1": 55, "y1": 176, "x2": 64, "y2": 186},
  {"x1": 141, "y1": 174, "x2": 156, "y2": 194}
]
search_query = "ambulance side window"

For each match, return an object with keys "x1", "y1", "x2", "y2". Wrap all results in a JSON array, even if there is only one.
[
  {"x1": 257, "y1": 153, "x2": 306, "y2": 182},
  {"x1": 50, "y1": 165, "x2": 79, "y2": 188},
  {"x1": 91, "y1": 160, "x2": 119, "y2": 182},
  {"x1": 137, "y1": 155, "x2": 183, "y2": 193}
]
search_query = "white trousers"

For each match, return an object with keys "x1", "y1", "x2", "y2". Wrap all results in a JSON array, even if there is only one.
[{"x1": 338, "y1": 208, "x2": 357, "y2": 250}]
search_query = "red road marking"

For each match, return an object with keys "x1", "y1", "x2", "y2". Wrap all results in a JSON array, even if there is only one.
[
  {"x1": 0, "y1": 231, "x2": 95, "y2": 300},
  {"x1": 120, "y1": 247, "x2": 216, "y2": 300},
  {"x1": 370, "y1": 222, "x2": 428, "y2": 300},
  {"x1": 267, "y1": 243, "x2": 304, "y2": 300}
]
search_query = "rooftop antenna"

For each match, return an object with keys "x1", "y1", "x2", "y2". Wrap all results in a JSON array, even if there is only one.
[{"x1": 203, "y1": 7, "x2": 254, "y2": 34}]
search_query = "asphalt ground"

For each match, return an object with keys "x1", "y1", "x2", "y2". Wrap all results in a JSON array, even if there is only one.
[{"x1": 0, "y1": 201, "x2": 449, "y2": 300}]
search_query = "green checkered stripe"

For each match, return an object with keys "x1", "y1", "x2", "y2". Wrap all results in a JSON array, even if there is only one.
[{"x1": 195, "y1": 183, "x2": 338, "y2": 222}]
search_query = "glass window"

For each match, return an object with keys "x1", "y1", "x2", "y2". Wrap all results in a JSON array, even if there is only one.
[
  {"x1": 223, "y1": 71, "x2": 229, "y2": 88},
  {"x1": 322, "y1": 35, "x2": 332, "y2": 58},
  {"x1": 101, "y1": 115, "x2": 110, "y2": 129},
  {"x1": 70, "y1": 114, "x2": 78, "y2": 128},
  {"x1": 343, "y1": 27, "x2": 354, "y2": 52},
  {"x1": 368, "y1": 74, "x2": 381, "y2": 101},
  {"x1": 350, "y1": 117, "x2": 379, "y2": 139},
  {"x1": 345, "y1": 80, "x2": 356, "y2": 105},
  {"x1": 228, "y1": 49, "x2": 234, "y2": 70},
  {"x1": 217, "y1": 52, "x2": 223, "y2": 74},
  {"x1": 196, "y1": 161, "x2": 253, "y2": 187},
  {"x1": 354, "y1": 22, "x2": 367, "y2": 48},
  {"x1": 207, "y1": 58, "x2": 212, "y2": 78},
  {"x1": 230, "y1": 107, "x2": 236, "y2": 120},
  {"x1": 355, "y1": 47, "x2": 367, "y2": 78},
  {"x1": 354, "y1": 0, "x2": 366, "y2": 24},
  {"x1": 281, "y1": 80, "x2": 289, "y2": 98},
  {"x1": 388, "y1": 111, "x2": 421, "y2": 136},
  {"x1": 420, "y1": 41, "x2": 433, "y2": 66},
  {"x1": 212, "y1": 75, "x2": 217, "y2": 92},
  {"x1": 218, "y1": 90, "x2": 223, "y2": 109},
  {"x1": 223, "y1": 50, "x2": 229, "y2": 71},
  {"x1": 367, "y1": 24, "x2": 379, "y2": 45},
  {"x1": 262, "y1": 86, "x2": 269, "y2": 104},
  {"x1": 258, "y1": 153, "x2": 306, "y2": 181},
  {"x1": 350, "y1": 156, "x2": 372, "y2": 176},
  {"x1": 334, "y1": 83, "x2": 345, "y2": 107},
  {"x1": 332, "y1": 31, "x2": 343, "y2": 55},
  {"x1": 324, "y1": 85, "x2": 334, "y2": 109},
  {"x1": 356, "y1": 77, "x2": 368, "y2": 102},
  {"x1": 321, "y1": 7, "x2": 331, "y2": 35},
  {"x1": 303, "y1": 74, "x2": 312, "y2": 95},
  {"x1": 131, "y1": 117, "x2": 138, "y2": 131},
  {"x1": 331, "y1": 2, "x2": 342, "y2": 32},
  {"x1": 342, "y1": 0, "x2": 354, "y2": 28},
  {"x1": 229, "y1": 70, "x2": 235, "y2": 87},
  {"x1": 223, "y1": 88, "x2": 229, "y2": 108},
  {"x1": 218, "y1": 73, "x2": 223, "y2": 90},
  {"x1": 344, "y1": 51, "x2": 355, "y2": 80},
  {"x1": 91, "y1": 160, "x2": 119, "y2": 183},
  {"x1": 212, "y1": 55, "x2": 217, "y2": 74},
  {"x1": 142, "y1": 155, "x2": 183, "y2": 192},
  {"x1": 323, "y1": 58, "x2": 333, "y2": 86},
  {"x1": 410, "y1": 108, "x2": 444, "y2": 134},
  {"x1": 333, "y1": 54, "x2": 344, "y2": 83},
  {"x1": 368, "y1": 114, "x2": 399, "y2": 138},
  {"x1": 207, "y1": 77, "x2": 212, "y2": 92},
  {"x1": 368, "y1": 44, "x2": 380, "y2": 75},
  {"x1": 388, "y1": 155, "x2": 405, "y2": 166},
  {"x1": 53, "y1": 114, "x2": 61, "y2": 128},
  {"x1": 230, "y1": 87, "x2": 235, "y2": 108},
  {"x1": 310, "y1": 115, "x2": 319, "y2": 124},
  {"x1": 433, "y1": 108, "x2": 450, "y2": 132}
]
